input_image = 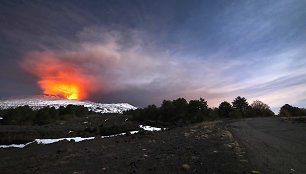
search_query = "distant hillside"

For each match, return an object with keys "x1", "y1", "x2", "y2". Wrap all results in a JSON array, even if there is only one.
[{"x1": 0, "y1": 95, "x2": 136, "y2": 114}]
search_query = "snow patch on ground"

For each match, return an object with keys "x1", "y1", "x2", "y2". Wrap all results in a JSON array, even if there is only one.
[
  {"x1": 100, "y1": 130, "x2": 140, "y2": 138},
  {"x1": 0, "y1": 137, "x2": 95, "y2": 148},
  {"x1": 0, "y1": 141, "x2": 34, "y2": 148},
  {"x1": 101, "y1": 132, "x2": 126, "y2": 138},
  {"x1": 130, "y1": 131, "x2": 139, "y2": 134},
  {"x1": 139, "y1": 125, "x2": 166, "y2": 131},
  {"x1": 35, "y1": 137, "x2": 95, "y2": 144}
]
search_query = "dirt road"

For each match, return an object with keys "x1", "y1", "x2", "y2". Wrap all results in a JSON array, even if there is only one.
[{"x1": 229, "y1": 117, "x2": 306, "y2": 174}]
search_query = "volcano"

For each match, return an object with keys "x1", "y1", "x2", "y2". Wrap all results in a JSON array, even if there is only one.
[{"x1": 0, "y1": 94, "x2": 136, "y2": 114}]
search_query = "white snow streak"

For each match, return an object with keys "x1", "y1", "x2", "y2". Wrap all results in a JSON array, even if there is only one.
[
  {"x1": 0, "y1": 137, "x2": 95, "y2": 148},
  {"x1": 139, "y1": 125, "x2": 164, "y2": 131}
]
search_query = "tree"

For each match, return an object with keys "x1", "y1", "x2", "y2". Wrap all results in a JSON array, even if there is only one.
[
  {"x1": 218, "y1": 101, "x2": 232, "y2": 118},
  {"x1": 187, "y1": 98, "x2": 208, "y2": 122},
  {"x1": 188, "y1": 98, "x2": 208, "y2": 113},
  {"x1": 160, "y1": 100, "x2": 176, "y2": 122},
  {"x1": 279, "y1": 104, "x2": 306, "y2": 117},
  {"x1": 250, "y1": 100, "x2": 274, "y2": 117},
  {"x1": 75, "y1": 105, "x2": 89, "y2": 117},
  {"x1": 145, "y1": 104, "x2": 159, "y2": 121},
  {"x1": 232, "y1": 96, "x2": 249, "y2": 117},
  {"x1": 208, "y1": 107, "x2": 219, "y2": 121}
]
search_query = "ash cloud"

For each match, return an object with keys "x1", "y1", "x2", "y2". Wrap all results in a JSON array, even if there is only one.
[
  {"x1": 20, "y1": 27, "x2": 306, "y2": 108},
  {"x1": 21, "y1": 28, "x2": 203, "y2": 105}
]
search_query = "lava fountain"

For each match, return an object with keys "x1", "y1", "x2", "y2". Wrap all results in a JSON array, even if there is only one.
[{"x1": 22, "y1": 52, "x2": 97, "y2": 100}]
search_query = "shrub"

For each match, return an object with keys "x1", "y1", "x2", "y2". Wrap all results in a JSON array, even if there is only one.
[
  {"x1": 229, "y1": 110, "x2": 243, "y2": 118},
  {"x1": 0, "y1": 105, "x2": 90, "y2": 125}
]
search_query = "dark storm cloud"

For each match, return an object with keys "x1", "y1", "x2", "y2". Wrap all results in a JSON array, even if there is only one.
[{"x1": 0, "y1": 0, "x2": 306, "y2": 109}]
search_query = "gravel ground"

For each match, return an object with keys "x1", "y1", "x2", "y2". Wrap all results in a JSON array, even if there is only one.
[{"x1": 229, "y1": 117, "x2": 306, "y2": 174}]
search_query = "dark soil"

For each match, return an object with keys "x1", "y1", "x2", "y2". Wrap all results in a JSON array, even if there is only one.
[{"x1": 0, "y1": 115, "x2": 250, "y2": 174}]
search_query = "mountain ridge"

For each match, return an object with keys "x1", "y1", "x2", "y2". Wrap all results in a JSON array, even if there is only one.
[{"x1": 0, "y1": 95, "x2": 137, "y2": 114}]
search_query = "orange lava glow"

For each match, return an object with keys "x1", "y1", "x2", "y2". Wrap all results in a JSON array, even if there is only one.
[
  {"x1": 40, "y1": 81, "x2": 81, "y2": 100},
  {"x1": 22, "y1": 52, "x2": 97, "y2": 100}
]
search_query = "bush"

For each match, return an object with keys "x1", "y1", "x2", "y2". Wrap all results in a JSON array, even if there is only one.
[
  {"x1": 229, "y1": 110, "x2": 243, "y2": 118},
  {"x1": 0, "y1": 105, "x2": 90, "y2": 125},
  {"x1": 208, "y1": 108, "x2": 219, "y2": 121},
  {"x1": 0, "y1": 106, "x2": 36, "y2": 125},
  {"x1": 34, "y1": 107, "x2": 54, "y2": 125}
]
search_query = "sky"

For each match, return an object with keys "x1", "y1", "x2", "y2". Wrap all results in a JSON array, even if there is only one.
[{"x1": 0, "y1": 0, "x2": 306, "y2": 111}]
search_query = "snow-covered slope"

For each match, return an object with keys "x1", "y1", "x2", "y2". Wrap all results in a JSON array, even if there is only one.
[{"x1": 0, "y1": 95, "x2": 137, "y2": 114}]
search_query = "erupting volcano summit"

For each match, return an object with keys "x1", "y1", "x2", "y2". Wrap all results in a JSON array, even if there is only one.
[{"x1": 22, "y1": 52, "x2": 99, "y2": 100}]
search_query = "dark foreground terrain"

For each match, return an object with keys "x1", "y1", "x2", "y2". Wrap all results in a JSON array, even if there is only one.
[
  {"x1": 0, "y1": 114, "x2": 250, "y2": 174},
  {"x1": 229, "y1": 117, "x2": 306, "y2": 174},
  {"x1": 1, "y1": 116, "x2": 305, "y2": 173}
]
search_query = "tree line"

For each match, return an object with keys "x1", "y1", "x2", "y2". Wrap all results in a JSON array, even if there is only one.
[
  {"x1": 0, "y1": 105, "x2": 92, "y2": 125},
  {"x1": 0, "y1": 97, "x2": 305, "y2": 126},
  {"x1": 279, "y1": 104, "x2": 306, "y2": 117},
  {"x1": 125, "y1": 96, "x2": 306, "y2": 123}
]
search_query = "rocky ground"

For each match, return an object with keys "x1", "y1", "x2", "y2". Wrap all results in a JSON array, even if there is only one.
[{"x1": 0, "y1": 115, "x2": 251, "y2": 174}]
